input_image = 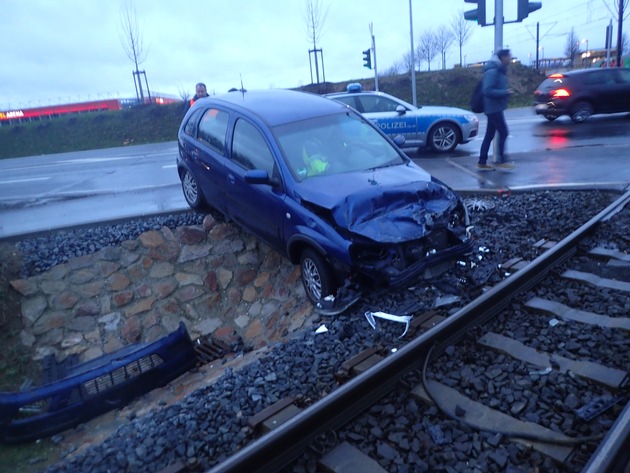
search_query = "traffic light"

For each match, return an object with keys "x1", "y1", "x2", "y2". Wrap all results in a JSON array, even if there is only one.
[
  {"x1": 362, "y1": 49, "x2": 371, "y2": 69},
  {"x1": 517, "y1": 0, "x2": 542, "y2": 22},
  {"x1": 463, "y1": 0, "x2": 486, "y2": 26}
]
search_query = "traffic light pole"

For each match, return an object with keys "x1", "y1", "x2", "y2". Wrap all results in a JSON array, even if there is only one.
[
  {"x1": 492, "y1": 0, "x2": 504, "y2": 163},
  {"x1": 370, "y1": 23, "x2": 379, "y2": 92}
]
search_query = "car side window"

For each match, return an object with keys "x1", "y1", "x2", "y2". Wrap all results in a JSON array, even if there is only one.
[
  {"x1": 198, "y1": 108, "x2": 229, "y2": 154},
  {"x1": 614, "y1": 69, "x2": 630, "y2": 84},
  {"x1": 183, "y1": 109, "x2": 204, "y2": 136},
  {"x1": 335, "y1": 96, "x2": 363, "y2": 112},
  {"x1": 358, "y1": 95, "x2": 400, "y2": 113},
  {"x1": 584, "y1": 71, "x2": 614, "y2": 85},
  {"x1": 231, "y1": 119, "x2": 276, "y2": 176}
]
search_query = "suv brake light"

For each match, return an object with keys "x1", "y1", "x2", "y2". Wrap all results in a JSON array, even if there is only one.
[
  {"x1": 552, "y1": 88, "x2": 570, "y2": 98},
  {"x1": 548, "y1": 73, "x2": 565, "y2": 78}
]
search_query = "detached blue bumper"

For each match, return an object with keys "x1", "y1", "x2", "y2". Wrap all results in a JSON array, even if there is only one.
[{"x1": 0, "y1": 322, "x2": 196, "y2": 444}]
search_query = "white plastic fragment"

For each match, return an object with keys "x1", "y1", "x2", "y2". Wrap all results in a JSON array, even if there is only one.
[
  {"x1": 549, "y1": 318, "x2": 560, "y2": 327},
  {"x1": 529, "y1": 366, "x2": 553, "y2": 376},
  {"x1": 364, "y1": 311, "x2": 413, "y2": 338},
  {"x1": 315, "y1": 325, "x2": 329, "y2": 334}
]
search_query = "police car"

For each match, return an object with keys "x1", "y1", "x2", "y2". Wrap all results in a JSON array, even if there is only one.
[{"x1": 325, "y1": 84, "x2": 479, "y2": 153}]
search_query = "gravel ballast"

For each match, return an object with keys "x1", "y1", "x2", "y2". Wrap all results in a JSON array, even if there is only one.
[{"x1": 5, "y1": 189, "x2": 626, "y2": 473}]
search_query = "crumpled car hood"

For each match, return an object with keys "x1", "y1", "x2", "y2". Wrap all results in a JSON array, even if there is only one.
[{"x1": 294, "y1": 163, "x2": 459, "y2": 243}]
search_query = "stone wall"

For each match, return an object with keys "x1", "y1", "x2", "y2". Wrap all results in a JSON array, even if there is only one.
[{"x1": 10, "y1": 215, "x2": 315, "y2": 364}]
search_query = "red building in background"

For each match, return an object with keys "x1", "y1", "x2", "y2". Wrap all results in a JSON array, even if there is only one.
[{"x1": 0, "y1": 95, "x2": 181, "y2": 126}]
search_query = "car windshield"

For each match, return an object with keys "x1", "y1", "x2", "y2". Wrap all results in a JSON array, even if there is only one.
[{"x1": 273, "y1": 111, "x2": 405, "y2": 182}]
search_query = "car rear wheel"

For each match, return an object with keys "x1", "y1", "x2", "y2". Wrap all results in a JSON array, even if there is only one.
[
  {"x1": 570, "y1": 102, "x2": 593, "y2": 123},
  {"x1": 428, "y1": 122, "x2": 459, "y2": 152},
  {"x1": 181, "y1": 169, "x2": 206, "y2": 210},
  {"x1": 544, "y1": 114, "x2": 557, "y2": 121},
  {"x1": 300, "y1": 248, "x2": 337, "y2": 305}
]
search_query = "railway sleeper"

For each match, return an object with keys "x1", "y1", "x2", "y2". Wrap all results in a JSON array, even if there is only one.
[
  {"x1": 525, "y1": 297, "x2": 630, "y2": 331},
  {"x1": 247, "y1": 396, "x2": 302, "y2": 435},
  {"x1": 318, "y1": 441, "x2": 388, "y2": 473},
  {"x1": 411, "y1": 379, "x2": 575, "y2": 464},
  {"x1": 477, "y1": 332, "x2": 629, "y2": 390},
  {"x1": 561, "y1": 269, "x2": 630, "y2": 293},
  {"x1": 589, "y1": 247, "x2": 630, "y2": 262}
]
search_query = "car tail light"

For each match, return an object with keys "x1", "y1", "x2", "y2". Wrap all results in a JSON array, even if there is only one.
[
  {"x1": 551, "y1": 88, "x2": 570, "y2": 98},
  {"x1": 548, "y1": 73, "x2": 565, "y2": 79}
]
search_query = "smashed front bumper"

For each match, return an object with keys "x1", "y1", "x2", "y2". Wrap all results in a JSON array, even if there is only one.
[
  {"x1": 352, "y1": 227, "x2": 474, "y2": 287},
  {"x1": 0, "y1": 322, "x2": 196, "y2": 444}
]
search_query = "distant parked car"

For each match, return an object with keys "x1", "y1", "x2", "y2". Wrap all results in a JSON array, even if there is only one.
[
  {"x1": 325, "y1": 84, "x2": 479, "y2": 153},
  {"x1": 533, "y1": 67, "x2": 630, "y2": 123},
  {"x1": 177, "y1": 89, "x2": 473, "y2": 314}
]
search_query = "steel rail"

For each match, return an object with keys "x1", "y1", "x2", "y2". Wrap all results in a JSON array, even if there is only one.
[
  {"x1": 207, "y1": 190, "x2": 630, "y2": 473},
  {"x1": 582, "y1": 397, "x2": 630, "y2": 473}
]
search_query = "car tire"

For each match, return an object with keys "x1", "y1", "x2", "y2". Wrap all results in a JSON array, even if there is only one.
[
  {"x1": 300, "y1": 248, "x2": 337, "y2": 305},
  {"x1": 544, "y1": 114, "x2": 557, "y2": 121},
  {"x1": 570, "y1": 102, "x2": 593, "y2": 123},
  {"x1": 180, "y1": 169, "x2": 206, "y2": 210},
  {"x1": 428, "y1": 122, "x2": 459, "y2": 152}
]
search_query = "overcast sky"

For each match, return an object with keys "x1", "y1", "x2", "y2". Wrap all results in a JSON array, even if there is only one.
[{"x1": 0, "y1": 0, "x2": 622, "y2": 110}]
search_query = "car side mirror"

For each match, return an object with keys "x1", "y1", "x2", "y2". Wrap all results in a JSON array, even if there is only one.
[
  {"x1": 393, "y1": 135, "x2": 405, "y2": 146},
  {"x1": 244, "y1": 169, "x2": 280, "y2": 187},
  {"x1": 396, "y1": 105, "x2": 406, "y2": 115}
]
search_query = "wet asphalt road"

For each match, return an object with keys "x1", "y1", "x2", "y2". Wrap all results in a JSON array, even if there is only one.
[{"x1": 1, "y1": 108, "x2": 629, "y2": 239}]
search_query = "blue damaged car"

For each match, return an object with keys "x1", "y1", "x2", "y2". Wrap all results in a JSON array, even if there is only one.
[
  {"x1": 326, "y1": 83, "x2": 479, "y2": 153},
  {"x1": 177, "y1": 89, "x2": 473, "y2": 314}
]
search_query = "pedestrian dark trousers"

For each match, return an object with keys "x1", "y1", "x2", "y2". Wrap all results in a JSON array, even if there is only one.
[{"x1": 479, "y1": 111, "x2": 509, "y2": 164}]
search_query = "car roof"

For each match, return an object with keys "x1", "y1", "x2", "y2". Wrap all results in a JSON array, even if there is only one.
[
  {"x1": 553, "y1": 68, "x2": 610, "y2": 77},
  {"x1": 194, "y1": 89, "x2": 348, "y2": 127},
  {"x1": 325, "y1": 90, "x2": 386, "y2": 98}
]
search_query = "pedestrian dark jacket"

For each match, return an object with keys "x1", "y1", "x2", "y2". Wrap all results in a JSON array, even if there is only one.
[{"x1": 482, "y1": 54, "x2": 510, "y2": 114}]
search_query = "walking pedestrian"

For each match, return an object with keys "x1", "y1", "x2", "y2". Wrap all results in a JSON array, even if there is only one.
[
  {"x1": 477, "y1": 49, "x2": 514, "y2": 171},
  {"x1": 185, "y1": 82, "x2": 209, "y2": 111}
]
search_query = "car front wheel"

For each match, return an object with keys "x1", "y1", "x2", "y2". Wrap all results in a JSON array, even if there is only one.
[
  {"x1": 428, "y1": 122, "x2": 459, "y2": 152},
  {"x1": 570, "y1": 102, "x2": 593, "y2": 123},
  {"x1": 300, "y1": 248, "x2": 337, "y2": 305},
  {"x1": 180, "y1": 169, "x2": 206, "y2": 210}
]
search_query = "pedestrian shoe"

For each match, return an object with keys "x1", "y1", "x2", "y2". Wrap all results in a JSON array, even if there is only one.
[
  {"x1": 476, "y1": 163, "x2": 494, "y2": 171},
  {"x1": 497, "y1": 162, "x2": 515, "y2": 171}
]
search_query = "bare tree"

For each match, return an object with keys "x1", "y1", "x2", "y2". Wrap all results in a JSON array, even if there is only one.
[
  {"x1": 564, "y1": 28, "x2": 581, "y2": 67},
  {"x1": 450, "y1": 12, "x2": 474, "y2": 66},
  {"x1": 303, "y1": 0, "x2": 330, "y2": 84},
  {"x1": 381, "y1": 60, "x2": 405, "y2": 76},
  {"x1": 403, "y1": 51, "x2": 420, "y2": 73},
  {"x1": 435, "y1": 25, "x2": 454, "y2": 70},
  {"x1": 417, "y1": 30, "x2": 438, "y2": 71},
  {"x1": 119, "y1": 0, "x2": 149, "y2": 102}
]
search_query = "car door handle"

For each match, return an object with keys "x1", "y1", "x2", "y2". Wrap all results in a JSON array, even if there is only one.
[{"x1": 227, "y1": 174, "x2": 236, "y2": 185}]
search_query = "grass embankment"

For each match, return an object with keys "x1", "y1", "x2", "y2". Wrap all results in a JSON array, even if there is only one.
[{"x1": 0, "y1": 65, "x2": 545, "y2": 160}]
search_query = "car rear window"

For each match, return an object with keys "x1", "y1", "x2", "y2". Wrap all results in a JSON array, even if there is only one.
[
  {"x1": 183, "y1": 108, "x2": 204, "y2": 136},
  {"x1": 198, "y1": 108, "x2": 229, "y2": 154},
  {"x1": 538, "y1": 76, "x2": 570, "y2": 92}
]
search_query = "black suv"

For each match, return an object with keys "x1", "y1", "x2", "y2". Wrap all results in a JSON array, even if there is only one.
[{"x1": 533, "y1": 67, "x2": 630, "y2": 122}]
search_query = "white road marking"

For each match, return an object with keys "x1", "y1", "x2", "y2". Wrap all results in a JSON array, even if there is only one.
[{"x1": 0, "y1": 177, "x2": 51, "y2": 184}]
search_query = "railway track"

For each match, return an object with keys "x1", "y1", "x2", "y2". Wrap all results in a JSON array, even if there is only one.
[{"x1": 204, "y1": 190, "x2": 630, "y2": 473}]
